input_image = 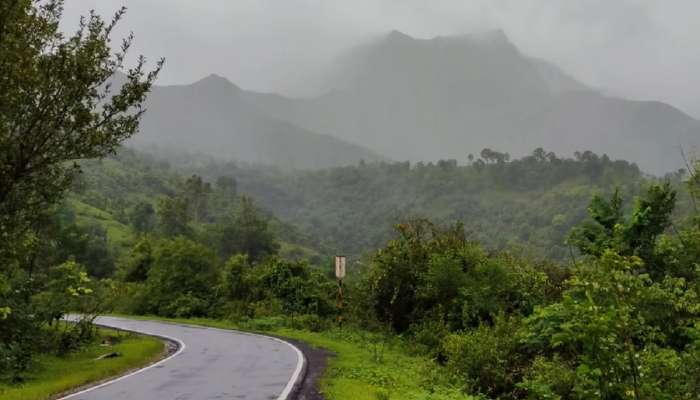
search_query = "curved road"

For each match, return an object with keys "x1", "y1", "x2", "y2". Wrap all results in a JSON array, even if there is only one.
[{"x1": 60, "y1": 316, "x2": 304, "y2": 400}]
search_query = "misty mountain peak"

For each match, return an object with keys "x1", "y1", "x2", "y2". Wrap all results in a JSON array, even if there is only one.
[
  {"x1": 471, "y1": 29, "x2": 510, "y2": 44},
  {"x1": 381, "y1": 29, "x2": 518, "y2": 55},
  {"x1": 193, "y1": 73, "x2": 240, "y2": 93},
  {"x1": 386, "y1": 29, "x2": 415, "y2": 43},
  {"x1": 436, "y1": 29, "x2": 517, "y2": 53}
]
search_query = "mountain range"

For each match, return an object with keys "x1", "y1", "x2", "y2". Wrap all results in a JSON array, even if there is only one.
[
  {"x1": 130, "y1": 74, "x2": 383, "y2": 169},
  {"x1": 130, "y1": 30, "x2": 700, "y2": 174}
]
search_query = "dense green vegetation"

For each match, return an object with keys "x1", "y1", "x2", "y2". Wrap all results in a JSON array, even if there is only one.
[
  {"x1": 7, "y1": 127, "x2": 699, "y2": 398},
  {"x1": 71, "y1": 149, "x2": 326, "y2": 264},
  {"x1": 3, "y1": 2, "x2": 700, "y2": 399},
  {"x1": 350, "y1": 180, "x2": 700, "y2": 399},
  {"x1": 0, "y1": 0, "x2": 160, "y2": 384},
  {"x1": 70, "y1": 148, "x2": 699, "y2": 399},
  {"x1": 0, "y1": 327, "x2": 164, "y2": 400},
  {"x1": 183, "y1": 148, "x2": 686, "y2": 260}
]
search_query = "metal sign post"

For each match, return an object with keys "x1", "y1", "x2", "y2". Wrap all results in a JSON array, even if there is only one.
[{"x1": 335, "y1": 255, "x2": 346, "y2": 327}]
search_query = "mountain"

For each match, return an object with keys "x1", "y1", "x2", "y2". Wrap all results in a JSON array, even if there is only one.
[
  {"x1": 243, "y1": 30, "x2": 700, "y2": 174},
  {"x1": 129, "y1": 74, "x2": 383, "y2": 169}
]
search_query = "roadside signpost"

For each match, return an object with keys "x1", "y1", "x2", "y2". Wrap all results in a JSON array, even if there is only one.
[{"x1": 335, "y1": 255, "x2": 346, "y2": 327}]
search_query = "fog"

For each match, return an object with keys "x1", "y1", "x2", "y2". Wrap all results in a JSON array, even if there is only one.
[{"x1": 62, "y1": 1, "x2": 700, "y2": 118}]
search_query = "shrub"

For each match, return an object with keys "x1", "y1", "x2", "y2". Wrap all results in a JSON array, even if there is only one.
[
  {"x1": 145, "y1": 237, "x2": 218, "y2": 317},
  {"x1": 521, "y1": 251, "x2": 700, "y2": 399},
  {"x1": 409, "y1": 316, "x2": 450, "y2": 358},
  {"x1": 517, "y1": 355, "x2": 576, "y2": 400},
  {"x1": 248, "y1": 257, "x2": 335, "y2": 317},
  {"x1": 442, "y1": 315, "x2": 524, "y2": 398},
  {"x1": 163, "y1": 292, "x2": 210, "y2": 318}
]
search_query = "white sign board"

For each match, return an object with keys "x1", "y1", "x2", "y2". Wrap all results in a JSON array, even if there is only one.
[{"x1": 335, "y1": 256, "x2": 346, "y2": 280}]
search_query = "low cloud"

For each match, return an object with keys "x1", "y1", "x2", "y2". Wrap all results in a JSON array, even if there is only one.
[{"x1": 62, "y1": 0, "x2": 700, "y2": 117}]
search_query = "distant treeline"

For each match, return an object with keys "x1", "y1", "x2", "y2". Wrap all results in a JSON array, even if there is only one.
[{"x1": 176, "y1": 147, "x2": 683, "y2": 260}]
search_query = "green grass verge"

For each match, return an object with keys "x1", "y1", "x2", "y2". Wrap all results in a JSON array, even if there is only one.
[
  {"x1": 111, "y1": 314, "x2": 476, "y2": 400},
  {"x1": 0, "y1": 328, "x2": 165, "y2": 400}
]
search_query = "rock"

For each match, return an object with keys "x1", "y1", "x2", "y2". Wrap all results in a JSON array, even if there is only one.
[{"x1": 95, "y1": 352, "x2": 122, "y2": 360}]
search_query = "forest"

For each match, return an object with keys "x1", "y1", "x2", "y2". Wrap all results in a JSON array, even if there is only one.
[
  {"x1": 176, "y1": 147, "x2": 686, "y2": 260},
  {"x1": 2, "y1": 2, "x2": 700, "y2": 399}
]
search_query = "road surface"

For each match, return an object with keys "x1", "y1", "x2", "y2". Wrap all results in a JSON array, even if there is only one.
[{"x1": 60, "y1": 316, "x2": 305, "y2": 400}]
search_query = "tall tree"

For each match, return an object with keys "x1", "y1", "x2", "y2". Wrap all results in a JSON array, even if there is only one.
[
  {"x1": 183, "y1": 175, "x2": 211, "y2": 223},
  {"x1": 0, "y1": 0, "x2": 160, "y2": 374},
  {"x1": 156, "y1": 195, "x2": 191, "y2": 237},
  {"x1": 568, "y1": 183, "x2": 677, "y2": 278},
  {"x1": 215, "y1": 196, "x2": 278, "y2": 262},
  {"x1": 0, "y1": 0, "x2": 162, "y2": 259}
]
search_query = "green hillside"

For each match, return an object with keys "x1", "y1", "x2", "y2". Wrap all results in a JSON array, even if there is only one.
[
  {"x1": 180, "y1": 148, "x2": 686, "y2": 261},
  {"x1": 63, "y1": 148, "x2": 326, "y2": 272}
]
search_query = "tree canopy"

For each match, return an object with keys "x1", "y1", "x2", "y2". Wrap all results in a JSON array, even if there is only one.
[{"x1": 0, "y1": 0, "x2": 160, "y2": 378}]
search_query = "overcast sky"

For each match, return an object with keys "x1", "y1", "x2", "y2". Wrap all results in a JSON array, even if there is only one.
[{"x1": 62, "y1": 1, "x2": 700, "y2": 118}]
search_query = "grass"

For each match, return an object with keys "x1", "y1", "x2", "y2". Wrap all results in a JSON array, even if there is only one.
[
  {"x1": 65, "y1": 197, "x2": 135, "y2": 251},
  {"x1": 111, "y1": 314, "x2": 476, "y2": 400},
  {"x1": 0, "y1": 328, "x2": 165, "y2": 400}
]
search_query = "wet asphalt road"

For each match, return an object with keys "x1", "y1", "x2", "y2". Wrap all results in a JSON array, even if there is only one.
[{"x1": 60, "y1": 316, "x2": 304, "y2": 400}]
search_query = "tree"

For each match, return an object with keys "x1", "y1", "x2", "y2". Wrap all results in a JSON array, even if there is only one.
[
  {"x1": 156, "y1": 195, "x2": 191, "y2": 237},
  {"x1": 216, "y1": 197, "x2": 278, "y2": 262},
  {"x1": 183, "y1": 175, "x2": 211, "y2": 223},
  {"x1": 480, "y1": 148, "x2": 508, "y2": 164},
  {"x1": 216, "y1": 176, "x2": 237, "y2": 196},
  {"x1": 624, "y1": 182, "x2": 676, "y2": 264},
  {"x1": 118, "y1": 237, "x2": 154, "y2": 282},
  {"x1": 567, "y1": 189, "x2": 624, "y2": 257},
  {"x1": 532, "y1": 147, "x2": 547, "y2": 162},
  {"x1": 481, "y1": 148, "x2": 495, "y2": 163},
  {"x1": 219, "y1": 254, "x2": 251, "y2": 300},
  {"x1": 0, "y1": 0, "x2": 160, "y2": 374},
  {"x1": 522, "y1": 251, "x2": 698, "y2": 399},
  {"x1": 145, "y1": 238, "x2": 218, "y2": 317},
  {"x1": 236, "y1": 197, "x2": 279, "y2": 261},
  {"x1": 568, "y1": 183, "x2": 676, "y2": 277},
  {"x1": 0, "y1": 1, "x2": 162, "y2": 254},
  {"x1": 129, "y1": 201, "x2": 156, "y2": 233},
  {"x1": 365, "y1": 220, "x2": 467, "y2": 332}
]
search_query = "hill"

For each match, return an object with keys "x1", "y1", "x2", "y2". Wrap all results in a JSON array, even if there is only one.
[
  {"x1": 128, "y1": 74, "x2": 383, "y2": 169},
  {"x1": 64, "y1": 148, "x2": 327, "y2": 275}
]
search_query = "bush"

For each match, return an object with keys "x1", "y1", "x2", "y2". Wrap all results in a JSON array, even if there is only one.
[
  {"x1": 106, "y1": 282, "x2": 150, "y2": 315},
  {"x1": 458, "y1": 255, "x2": 550, "y2": 329},
  {"x1": 521, "y1": 251, "x2": 700, "y2": 399},
  {"x1": 409, "y1": 316, "x2": 450, "y2": 358},
  {"x1": 163, "y1": 292, "x2": 210, "y2": 318},
  {"x1": 56, "y1": 319, "x2": 97, "y2": 355},
  {"x1": 0, "y1": 342, "x2": 32, "y2": 383},
  {"x1": 517, "y1": 356, "x2": 576, "y2": 400},
  {"x1": 442, "y1": 315, "x2": 524, "y2": 398},
  {"x1": 145, "y1": 237, "x2": 218, "y2": 317},
  {"x1": 246, "y1": 257, "x2": 335, "y2": 317}
]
